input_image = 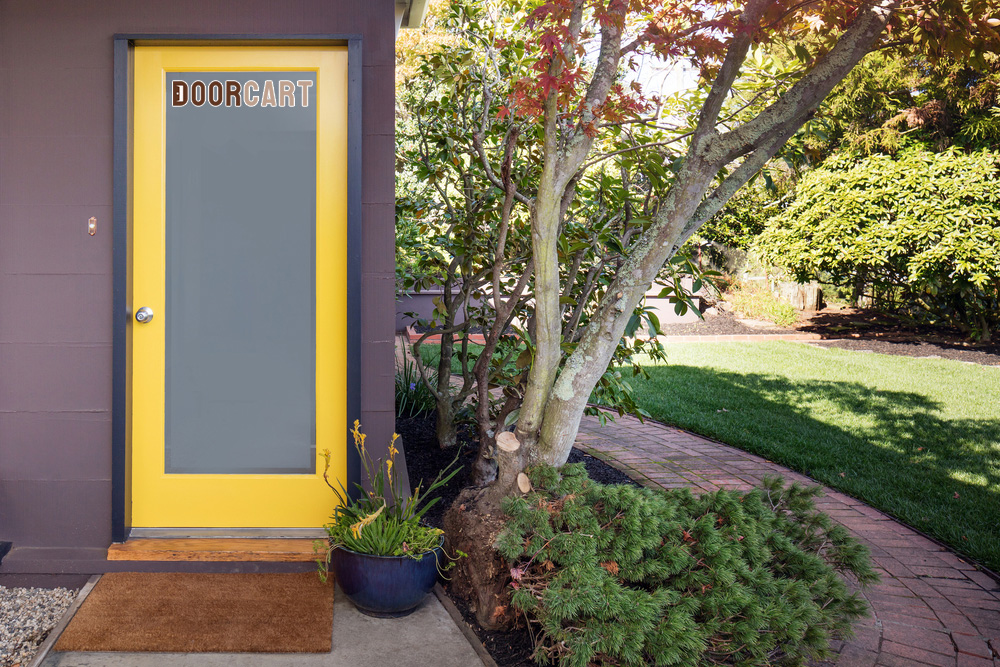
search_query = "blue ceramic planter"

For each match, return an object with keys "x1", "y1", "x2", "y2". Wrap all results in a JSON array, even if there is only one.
[{"x1": 330, "y1": 542, "x2": 443, "y2": 618}]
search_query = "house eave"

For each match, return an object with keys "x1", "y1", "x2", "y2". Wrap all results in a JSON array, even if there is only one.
[{"x1": 396, "y1": 0, "x2": 429, "y2": 32}]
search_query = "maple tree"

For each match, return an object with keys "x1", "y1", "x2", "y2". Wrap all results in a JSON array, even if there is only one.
[
  {"x1": 395, "y1": 1, "x2": 701, "y2": 469},
  {"x1": 436, "y1": 0, "x2": 997, "y2": 629},
  {"x1": 476, "y1": 0, "x2": 999, "y2": 495}
]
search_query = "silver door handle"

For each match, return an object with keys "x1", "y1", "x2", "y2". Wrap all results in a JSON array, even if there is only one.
[{"x1": 135, "y1": 307, "x2": 154, "y2": 323}]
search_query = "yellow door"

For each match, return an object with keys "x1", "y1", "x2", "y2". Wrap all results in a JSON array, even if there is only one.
[{"x1": 130, "y1": 46, "x2": 347, "y2": 528}]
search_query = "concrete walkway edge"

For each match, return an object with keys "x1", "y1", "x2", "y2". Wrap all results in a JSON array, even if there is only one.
[{"x1": 28, "y1": 574, "x2": 101, "y2": 667}]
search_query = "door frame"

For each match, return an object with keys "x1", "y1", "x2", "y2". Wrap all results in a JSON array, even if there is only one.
[{"x1": 111, "y1": 35, "x2": 364, "y2": 542}]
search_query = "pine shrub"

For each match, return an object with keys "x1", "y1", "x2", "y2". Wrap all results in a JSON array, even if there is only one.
[{"x1": 495, "y1": 464, "x2": 877, "y2": 667}]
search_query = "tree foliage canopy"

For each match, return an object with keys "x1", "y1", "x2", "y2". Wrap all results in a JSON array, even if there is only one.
[
  {"x1": 394, "y1": 0, "x2": 1000, "y2": 481},
  {"x1": 395, "y1": 1, "x2": 698, "y2": 459},
  {"x1": 804, "y1": 51, "x2": 1000, "y2": 156}
]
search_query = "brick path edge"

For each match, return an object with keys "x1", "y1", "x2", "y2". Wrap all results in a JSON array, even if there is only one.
[{"x1": 575, "y1": 414, "x2": 1000, "y2": 667}]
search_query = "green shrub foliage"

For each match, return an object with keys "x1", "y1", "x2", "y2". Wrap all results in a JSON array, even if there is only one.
[
  {"x1": 394, "y1": 358, "x2": 438, "y2": 419},
  {"x1": 495, "y1": 464, "x2": 876, "y2": 667},
  {"x1": 755, "y1": 148, "x2": 1000, "y2": 340}
]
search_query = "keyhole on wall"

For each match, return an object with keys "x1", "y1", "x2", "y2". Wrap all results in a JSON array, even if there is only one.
[{"x1": 88, "y1": 217, "x2": 97, "y2": 236}]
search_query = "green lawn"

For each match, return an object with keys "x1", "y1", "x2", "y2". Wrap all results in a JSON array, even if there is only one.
[
  {"x1": 418, "y1": 341, "x2": 486, "y2": 373},
  {"x1": 623, "y1": 342, "x2": 1000, "y2": 570}
]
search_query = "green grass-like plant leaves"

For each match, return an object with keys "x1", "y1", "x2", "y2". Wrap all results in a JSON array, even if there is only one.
[{"x1": 317, "y1": 422, "x2": 462, "y2": 577}]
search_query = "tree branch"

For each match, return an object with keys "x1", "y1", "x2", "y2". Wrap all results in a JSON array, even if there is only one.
[
  {"x1": 715, "y1": 0, "x2": 902, "y2": 165},
  {"x1": 688, "y1": 0, "x2": 771, "y2": 161}
]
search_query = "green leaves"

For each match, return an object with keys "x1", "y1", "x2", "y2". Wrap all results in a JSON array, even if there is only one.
[
  {"x1": 395, "y1": 359, "x2": 438, "y2": 419},
  {"x1": 757, "y1": 147, "x2": 1000, "y2": 340},
  {"x1": 320, "y1": 423, "x2": 462, "y2": 561},
  {"x1": 496, "y1": 464, "x2": 876, "y2": 667}
]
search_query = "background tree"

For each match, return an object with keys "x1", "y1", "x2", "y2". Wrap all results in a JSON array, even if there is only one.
[
  {"x1": 806, "y1": 51, "x2": 1000, "y2": 155},
  {"x1": 695, "y1": 38, "x2": 999, "y2": 255},
  {"x1": 756, "y1": 147, "x2": 1000, "y2": 341}
]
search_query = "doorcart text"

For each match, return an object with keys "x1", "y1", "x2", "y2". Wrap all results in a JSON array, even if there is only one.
[{"x1": 171, "y1": 79, "x2": 314, "y2": 108}]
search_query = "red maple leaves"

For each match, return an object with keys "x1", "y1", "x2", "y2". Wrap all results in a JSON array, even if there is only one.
[{"x1": 498, "y1": 0, "x2": 999, "y2": 131}]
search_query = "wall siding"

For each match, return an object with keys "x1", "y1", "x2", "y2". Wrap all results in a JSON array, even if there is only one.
[{"x1": 0, "y1": 0, "x2": 396, "y2": 572}]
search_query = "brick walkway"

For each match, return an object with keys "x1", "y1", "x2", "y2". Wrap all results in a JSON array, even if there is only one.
[{"x1": 575, "y1": 415, "x2": 1000, "y2": 667}]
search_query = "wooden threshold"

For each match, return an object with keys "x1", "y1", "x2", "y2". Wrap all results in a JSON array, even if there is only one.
[{"x1": 107, "y1": 538, "x2": 322, "y2": 562}]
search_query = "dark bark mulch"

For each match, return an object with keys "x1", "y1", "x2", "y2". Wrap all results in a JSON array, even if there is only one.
[
  {"x1": 658, "y1": 308, "x2": 1000, "y2": 366},
  {"x1": 567, "y1": 448, "x2": 641, "y2": 487},
  {"x1": 657, "y1": 311, "x2": 791, "y2": 336},
  {"x1": 395, "y1": 413, "x2": 478, "y2": 529},
  {"x1": 796, "y1": 307, "x2": 966, "y2": 339},
  {"x1": 797, "y1": 308, "x2": 1000, "y2": 365},
  {"x1": 395, "y1": 412, "x2": 643, "y2": 667},
  {"x1": 447, "y1": 593, "x2": 537, "y2": 667},
  {"x1": 807, "y1": 338, "x2": 1000, "y2": 366}
]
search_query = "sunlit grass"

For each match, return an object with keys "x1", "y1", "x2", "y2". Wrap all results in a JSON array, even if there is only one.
[
  {"x1": 418, "y1": 341, "x2": 484, "y2": 373},
  {"x1": 624, "y1": 342, "x2": 1000, "y2": 570}
]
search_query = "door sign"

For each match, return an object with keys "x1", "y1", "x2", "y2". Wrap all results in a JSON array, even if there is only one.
[{"x1": 171, "y1": 78, "x2": 315, "y2": 108}]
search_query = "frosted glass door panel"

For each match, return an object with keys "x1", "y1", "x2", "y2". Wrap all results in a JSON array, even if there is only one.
[{"x1": 164, "y1": 71, "x2": 317, "y2": 474}]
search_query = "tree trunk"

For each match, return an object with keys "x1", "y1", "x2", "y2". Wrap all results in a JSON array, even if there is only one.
[
  {"x1": 435, "y1": 399, "x2": 458, "y2": 450},
  {"x1": 443, "y1": 487, "x2": 516, "y2": 630},
  {"x1": 435, "y1": 324, "x2": 459, "y2": 449},
  {"x1": 443, "y1": 432, "x2": 533, "y2": 630},
  {"x1": 851, "y1": 269, "x2": 867, "y2": 308},
  {"x1": 444, "y1": 0, "x2": 902, "y2": 631}
]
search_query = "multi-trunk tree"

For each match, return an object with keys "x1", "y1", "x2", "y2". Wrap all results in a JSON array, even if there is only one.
[
  {"x1": 437, "y1": 0, "x2": 996, "y2": 627},
  {"x1": 396, "y1": 1, "x2": 692, "y2": 474},
  {"x1": 485, "y1": 0, "x2": 998, "y2": 493}
]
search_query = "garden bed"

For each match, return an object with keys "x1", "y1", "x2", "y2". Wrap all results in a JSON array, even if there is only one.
[
  {"x1": 396, "y1": 412, "x2": 639, "y2": 667},
  {"x1": 660, "y1": 308, "x2": 1000, "y2": 366}
]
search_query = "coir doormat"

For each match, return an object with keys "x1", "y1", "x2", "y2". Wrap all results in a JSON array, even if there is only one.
[{"x1": 54, "y1": 572, "x2": 333, "y2": 653}]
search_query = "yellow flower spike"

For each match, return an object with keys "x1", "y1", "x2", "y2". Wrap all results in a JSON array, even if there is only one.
[
  {"x1": 388, "y1": 433, "x2": 400, "y2": 460},
  {"x1": 350, "y1": 420, "x2": 365, "y2": 452},
  {"x1": 386, "y1": 459, "x2": 393, "y2": 484},
  {"x1": 349, "y1": 502, "x2": 385, "y2": 541}
]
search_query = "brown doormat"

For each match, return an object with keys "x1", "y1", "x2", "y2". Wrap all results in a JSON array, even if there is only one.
[{"x1": 54, "y1": 572, "x2": 333, "y2": 653}]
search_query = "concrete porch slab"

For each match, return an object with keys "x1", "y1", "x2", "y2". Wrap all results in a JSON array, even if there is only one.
[{"x1": 39, "y1": 583, "x2": 485, "y2": 667}]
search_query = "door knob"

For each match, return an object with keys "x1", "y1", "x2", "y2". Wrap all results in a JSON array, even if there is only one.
[{"x1": 135, "y1": 307, "x2": 154, "y2": 323}]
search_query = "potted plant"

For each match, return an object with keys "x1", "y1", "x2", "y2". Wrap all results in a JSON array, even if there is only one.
[{"x1": 318, "y1": 421, "x2": 461, "y2": 617}]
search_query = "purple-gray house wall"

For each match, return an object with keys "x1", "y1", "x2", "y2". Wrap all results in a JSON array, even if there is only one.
[{"x1": 0, "y1": 0, "x2": 397, "y2": 584}]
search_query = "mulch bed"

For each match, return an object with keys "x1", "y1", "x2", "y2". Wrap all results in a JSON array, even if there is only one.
[
  {"x1": 396, "y1": 413, "x2": 640, "y2": 667},
  {"x1": 396, "y1": 414, "x2": 478, "y2": 529},
  {"x1": 660, "y1": 308, "x2": 1000, "y2": 366},
  {"x1": 658, "y1": 311, "x2": 791, "y2": 336},
  {"x1": 808, "y1": 337, "x2": 1000, "y2": 366}
]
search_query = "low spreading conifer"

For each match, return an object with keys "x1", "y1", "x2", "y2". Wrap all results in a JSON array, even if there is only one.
[{"x1": 495, "y1": 464, "x2": 877, "y2": 666}]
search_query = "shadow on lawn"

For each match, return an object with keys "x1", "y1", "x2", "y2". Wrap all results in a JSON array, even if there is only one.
[{"x1": 636, "y1": 365, "x2": 1000, "y2": 569}]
